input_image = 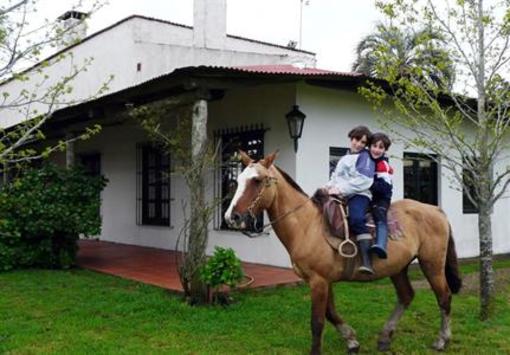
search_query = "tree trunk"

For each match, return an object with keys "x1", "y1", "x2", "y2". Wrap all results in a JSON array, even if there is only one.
[
  {"x1": 184, "y1": 98, "x2": 209, "y2": 304},
  {"x1": 478, "y1": 197, "x2": 494, "y2": 320},
  {"x1": 474, "y1": 0, "x2": 495, "y2": 321}
]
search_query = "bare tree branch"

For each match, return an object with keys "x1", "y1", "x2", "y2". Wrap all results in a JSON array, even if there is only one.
[{"x1": 0, "y1": 0, "x2": 28, "y2": 16}]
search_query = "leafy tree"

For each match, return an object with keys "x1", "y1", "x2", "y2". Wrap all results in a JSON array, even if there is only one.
[
  {"x1": 353, "y1": 23, "x2": 455, "y2": 88},
  {"x1": 360, "y1": 0, "x2": 510, "y2": 319},
  {"x1": 0, "y1": 0, "x2": 109, "y2": 173}
]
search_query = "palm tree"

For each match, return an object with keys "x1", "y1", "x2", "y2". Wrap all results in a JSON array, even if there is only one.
[{"x1": 352, "y1": 24, "x2": 455, "y2": 89}]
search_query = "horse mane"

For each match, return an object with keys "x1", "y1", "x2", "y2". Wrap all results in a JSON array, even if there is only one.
[
  {"x1": 274, "y1": 166, "x2": 308, "y2": 197},
  {"x1": 273, "y1": 165, "x2": 323, "y2": 214}
]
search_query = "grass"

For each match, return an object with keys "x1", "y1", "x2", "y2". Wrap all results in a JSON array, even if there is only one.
[{"x1": 0, "y1": 259, "x2": 509, "y2": 354}]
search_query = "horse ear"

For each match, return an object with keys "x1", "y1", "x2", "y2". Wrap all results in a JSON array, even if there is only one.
[
  {"x1": 238, "y1": 150, "x2": 253, "y2": 166},
  {"x1": 261, "y1": 150, "x2": 279, "y2": 168}
]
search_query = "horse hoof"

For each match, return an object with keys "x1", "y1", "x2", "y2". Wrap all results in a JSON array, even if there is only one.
[
  {"x1": 347, "y1": 344, "x2": 360, "y2": 354},
  {"x1": 432, "y1": 338, "x2": 449, "y2": 351},
  {"x1": 346, "y1": 338, "x2": 360, "y2": 353},
  {"x1": 377, "y1": 340, "x2": 391, "y2": 352}
]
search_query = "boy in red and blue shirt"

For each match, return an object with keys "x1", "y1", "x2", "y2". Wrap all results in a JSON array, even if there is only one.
[{"x1": 368, "y1": 133, "x2": 393, "y2": 259}]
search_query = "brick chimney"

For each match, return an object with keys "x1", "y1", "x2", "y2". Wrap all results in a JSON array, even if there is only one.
[
  {"x1": 193, "y1": 0, "x2": 226, "y2": 49},
  {"x1": 57, "y1": 10, "x2": 88, "y2": 49}
]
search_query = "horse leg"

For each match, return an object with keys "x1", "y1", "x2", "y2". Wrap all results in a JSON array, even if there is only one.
[
  {"x1": 419, "y1": 261, "x2": 452, "y2": 351},
  {"x1": 325, "y1": 285, "x2": 360, "y2": 353},
  {"x1": 309, "y1": 277, "x2": 329, "y2": 355},
  {"x1": 378, "y1": 268, "x2": 415, "y2": 352}
]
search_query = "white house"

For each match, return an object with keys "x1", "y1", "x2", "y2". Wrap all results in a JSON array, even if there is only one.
[{"x1": 2, "y1": 1, "x2": 509, "y2": 268}]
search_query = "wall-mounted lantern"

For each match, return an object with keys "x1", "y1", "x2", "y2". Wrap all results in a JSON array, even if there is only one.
[{"x1": 285, "y1": 105, "x2": 306, "y2": 152}]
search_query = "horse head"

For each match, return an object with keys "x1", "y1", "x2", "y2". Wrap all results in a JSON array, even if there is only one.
[{"x1": 224, "y1": 150, "x2": 278, "y2": 230}]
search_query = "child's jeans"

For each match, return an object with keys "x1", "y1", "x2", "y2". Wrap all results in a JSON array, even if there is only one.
[{"x1": 347, "y1": 195, "x2": 371, "y2": 235}]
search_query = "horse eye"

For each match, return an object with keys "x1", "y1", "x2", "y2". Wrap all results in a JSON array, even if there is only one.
[{"x1": 253, "y1": 177, "x2": 261, "y2": 184}]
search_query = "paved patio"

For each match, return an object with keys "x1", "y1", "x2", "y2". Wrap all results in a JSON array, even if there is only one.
[{"x1": 77, "y1": 239, "x2": 302, "y2": 292}]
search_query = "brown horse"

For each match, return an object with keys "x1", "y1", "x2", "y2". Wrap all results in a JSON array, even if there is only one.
[{"x1": 224, "y1": 151, "x2": 462, "y2": 354}]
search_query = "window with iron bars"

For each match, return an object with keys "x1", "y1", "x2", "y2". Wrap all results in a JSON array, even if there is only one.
[
  {"x1": 136, "y1": 144, "x2": 172, "y2": 226},
  {"x1": 403, "y1": 152, "x2": 439, "y2": 205},
  {"x1": 214, "y1": 125, "x2": 266, "y2": 231}
]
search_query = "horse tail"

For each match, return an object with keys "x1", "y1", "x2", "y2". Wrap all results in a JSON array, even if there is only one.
[{"x1": 445, "y1": 224, "x2": 462, "y2": 294}]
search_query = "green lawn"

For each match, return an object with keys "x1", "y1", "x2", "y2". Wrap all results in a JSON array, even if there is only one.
[{"x1": 1, "y1": 259, "x2": 509, "y2": 354}]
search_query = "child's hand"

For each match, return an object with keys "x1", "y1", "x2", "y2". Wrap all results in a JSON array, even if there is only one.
[{"x1": 327, "y1": 186, "x2": 341, "y2": 195}]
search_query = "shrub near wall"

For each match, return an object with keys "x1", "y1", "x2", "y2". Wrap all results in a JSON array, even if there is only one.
[{"x1": 0, "y1": 165, "x2": 107, "y2": 270}]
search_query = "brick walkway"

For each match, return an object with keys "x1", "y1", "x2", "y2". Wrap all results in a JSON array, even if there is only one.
[{"x1": 77, "y1": 240, "x2": 302, "y2": 292}]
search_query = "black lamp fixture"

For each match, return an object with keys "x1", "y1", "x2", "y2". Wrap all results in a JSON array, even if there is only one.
[{"x1": 285, "y1": 104, "x2": 306, "y2": 152}]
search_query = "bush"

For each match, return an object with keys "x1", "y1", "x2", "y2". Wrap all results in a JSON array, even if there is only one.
[
  {"x1": 0, "y1": 164, "x2": 107, "y2": 270},
  {"x1": 200, "y1": 246, "x2": 244, "y2": 289}
]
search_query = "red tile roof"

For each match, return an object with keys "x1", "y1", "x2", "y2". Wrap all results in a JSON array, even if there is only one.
[
  {"x1": 226, "y1": 64, "x2": 362, "y2": 77},
  {"x1": 55, "y1": 64, "x2": 369, "y2": 119},
  {"x1": 171, "y1": 64, "x2": 364, "y2": 80}
]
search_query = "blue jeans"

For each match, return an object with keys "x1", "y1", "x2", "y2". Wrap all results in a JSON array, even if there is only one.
[{"x1": 347, "y1": 195, "x2": 370, "y2": 235}]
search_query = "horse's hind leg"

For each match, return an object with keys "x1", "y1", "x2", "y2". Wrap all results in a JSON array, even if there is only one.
[
  {"x1": 325, "y1": 285, "x2": 360, "y2": 353},
  {"x1": 378, "y1": 268, "x2": 415, "y2": 352},
  {"x1": 419, "y1": 260, "x2": 452, "y2": 351}
]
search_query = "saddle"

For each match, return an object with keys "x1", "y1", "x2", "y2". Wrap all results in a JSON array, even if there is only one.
[
  {"x1": 324, "y1": 194, "x2": 348, "y2": 237},
  {"x1": 312, "y1": 188, "x2": 402, "y2": 252}
]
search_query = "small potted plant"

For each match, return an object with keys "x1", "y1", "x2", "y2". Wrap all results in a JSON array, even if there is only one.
[{"x1": 200, "y1": 246, "x2": 244, "y2": 304}]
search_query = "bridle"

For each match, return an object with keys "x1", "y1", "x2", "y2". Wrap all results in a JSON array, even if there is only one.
[
  {"x1": 246, "y1": 175, "x2": 277, "y2": 220},
  {"x1": 241, "y1": 174, "x2": 312, "y2": 238}
]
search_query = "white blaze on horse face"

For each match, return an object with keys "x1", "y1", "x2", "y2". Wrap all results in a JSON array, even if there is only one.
[{"x1": 224, "y1": 165, "x2": 260, "y2": 225}]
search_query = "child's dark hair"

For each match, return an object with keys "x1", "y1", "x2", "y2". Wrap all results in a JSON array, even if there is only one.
[
  {"x1": 348, "y1": 125, "x2": 372, "y2": 140},
  {"x1": 370, "y1": 132, "x2": 392, "y2": 150}
]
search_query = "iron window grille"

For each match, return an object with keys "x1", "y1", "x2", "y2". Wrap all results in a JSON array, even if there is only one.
[
  {"x1": 403, "y1": 152, "x2": 439, "y2": 205},
  {"x1": 136, "y1": 143, "x2": 171, "y2": 226},
  {"x1": 213, "y1": 124, "x2": 266, "y2": 231}
]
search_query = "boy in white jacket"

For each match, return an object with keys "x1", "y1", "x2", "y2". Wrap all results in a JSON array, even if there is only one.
[{"x1": 326, "y1": 125, "x2": 375, "y2": 275}]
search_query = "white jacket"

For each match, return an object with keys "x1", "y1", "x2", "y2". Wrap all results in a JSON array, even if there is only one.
[{"x1": 326, "y1": 150, "x2": 375, "y2": 199}]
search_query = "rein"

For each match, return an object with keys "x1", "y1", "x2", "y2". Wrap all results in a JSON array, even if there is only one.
[{"x1": 242, "y1": 175, "x2": 312, "y2": 238}]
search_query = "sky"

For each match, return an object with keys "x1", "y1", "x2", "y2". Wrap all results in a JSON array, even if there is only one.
[{"x1": 36, "y1": 0, "x2": 384, "y2": 72}]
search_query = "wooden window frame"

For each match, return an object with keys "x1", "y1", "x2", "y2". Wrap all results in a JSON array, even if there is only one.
[
  {"x1": 136, "y1": 144, "x2": 171, "y2": 227},
  {"x1": 403, "y1": 152, "x2": 439, "y2": 205}
]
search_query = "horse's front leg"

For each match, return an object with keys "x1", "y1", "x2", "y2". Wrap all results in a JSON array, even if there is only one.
[
  {"x1": 325, "y1": 285, "x2": 360, "y2": 353},
  {"x1": 378, "y1": 270, "x2": 415, "y2": 351},
  {"x1": 309, "y1": 276, "x2": 329, "y2": 355}
]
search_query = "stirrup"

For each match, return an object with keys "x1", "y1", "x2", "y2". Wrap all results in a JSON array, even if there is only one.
[{"x1": 338, "y1": 238, "x2": 357, "y2": 258}]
